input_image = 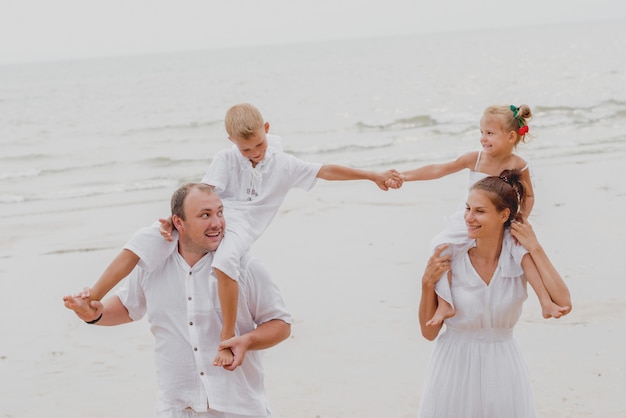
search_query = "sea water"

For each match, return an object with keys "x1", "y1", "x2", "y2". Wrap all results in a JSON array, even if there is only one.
[{"x1": 1, "y1": 19, "x2": 625, "y2": 258}]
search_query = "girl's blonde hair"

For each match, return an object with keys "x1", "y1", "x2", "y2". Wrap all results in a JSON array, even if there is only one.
[{"x1": 483, "y1": 104, "x2": 533, "y2": 145}]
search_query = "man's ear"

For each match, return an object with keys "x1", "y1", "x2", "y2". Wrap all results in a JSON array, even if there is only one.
[{"x1": 172, "y1": 215, "x2": 183, "y2": 231}]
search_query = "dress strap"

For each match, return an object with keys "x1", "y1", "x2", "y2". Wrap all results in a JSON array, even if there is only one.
[{"x1": 474, "y1": 150, "x2": 482, "y2": 171}]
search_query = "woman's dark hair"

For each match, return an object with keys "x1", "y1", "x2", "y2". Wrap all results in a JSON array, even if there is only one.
[{"x1": 471, "y1": 169, "x2": 527, "y2": 227}]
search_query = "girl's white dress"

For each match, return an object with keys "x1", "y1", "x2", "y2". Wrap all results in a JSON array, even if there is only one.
[
  {"x1": 418, "y1": 232, "x2": 537, "y2": 418},
  {"x1": 431, "y1": 151, "x2": 530, "y2": 309}
]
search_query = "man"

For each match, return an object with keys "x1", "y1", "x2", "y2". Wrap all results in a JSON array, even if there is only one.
[{"x1": 64, "y1": 183, "x2": 292, "y2": 418}]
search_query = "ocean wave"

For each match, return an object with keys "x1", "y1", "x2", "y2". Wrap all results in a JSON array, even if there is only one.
[
  {"x1": 0, "y1": 153, "x2": 49, "y2": 162},
  {"x1": 0, "y1": 169, "x2": 42, "y2": 181},
  {"x1": 122, "y1": 119, "x2": 223, "y2": 136},
  {"x1": 44, "y1": 246, "x2": 116, "y2": 255},
  {"x1": 287, "y1": 136, "x2": 397, "y2": 156},
  {"x1": 356, "y1": 114, "x2": 437, "y2": 131},
  {"x1": 352, "y1": 100, "x2": 626, "y2": 139},
  {"x1": 535, "y1": 100, "x2": 626, "y2": 127},
  {"x1": 0, "y1": 194, "x2": 25, "y2": 203},
  {"x1": 0, "y1": 178, "x2": 177, "y2": 205},
  {"x1": 0, "y1": 156, "x2": 211, "y2": 184}
]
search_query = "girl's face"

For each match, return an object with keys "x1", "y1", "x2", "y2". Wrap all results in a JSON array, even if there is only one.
[
  {"x1": 464, "y1": 189, "x2": 509, "y2": 240},
  {"x1": 479, "y1": 115, "x2": 516, "y2": 155}
]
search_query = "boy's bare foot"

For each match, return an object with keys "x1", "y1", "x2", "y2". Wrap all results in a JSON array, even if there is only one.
[{"x1": 213, "y1": 348, "x2": 234, "y2": 367}]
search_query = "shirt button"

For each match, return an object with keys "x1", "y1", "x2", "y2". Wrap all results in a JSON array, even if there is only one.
[
  {"x1": 189, "y1": 271, "x2": 192, "y2": 275},
  {"x1": 200, "y1": 371, "x2": 204, "y2": 376},
  {"x1": 194, "y1": 347, "x2": 198, "y2": 351},
  {"x1": 189, "y1": 321, "x2": 193, "y2": 326},
  {"x1": 188, "y1": 296, "x2": 192, "y2": 301}
]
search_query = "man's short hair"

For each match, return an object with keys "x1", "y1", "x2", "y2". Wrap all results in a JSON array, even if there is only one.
[{"x1": 171, "y1": 183, "x2": 215, "y2": 220}]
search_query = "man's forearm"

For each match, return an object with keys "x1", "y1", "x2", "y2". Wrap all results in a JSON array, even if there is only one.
[
  {"x1": 96, "y1": 295, "x2": 134, "y2": 326},
  {"x1": 244, "y1": 319, "x2": 291, "y2": 350}
]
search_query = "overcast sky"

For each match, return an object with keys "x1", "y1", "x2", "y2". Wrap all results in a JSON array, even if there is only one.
[{"x1": 2, "y1": 0, "x2": 626, "y2": 64}]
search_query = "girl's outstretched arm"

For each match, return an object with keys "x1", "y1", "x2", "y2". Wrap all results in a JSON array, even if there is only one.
[{"x1": 401, "y1": 151, "x2": 476, "y2": 182}]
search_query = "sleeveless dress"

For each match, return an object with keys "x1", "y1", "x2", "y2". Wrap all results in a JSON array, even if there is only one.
[
  {"x1": 418, "y1": 232, "x2": 537, "y2": 418},
  {"x1": 430, "y1": 151, "x2": 530, "y2": 308}
]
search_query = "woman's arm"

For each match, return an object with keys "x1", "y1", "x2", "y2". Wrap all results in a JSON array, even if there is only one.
[
  {"x1": 418, "y1": 245, "x2": 451, "y2": 340},
  {"x1": 511, "y1": 222, "x2": 572, "y2": 312}
]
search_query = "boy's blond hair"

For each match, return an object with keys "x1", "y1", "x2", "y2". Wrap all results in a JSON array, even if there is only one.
[{"x1": 225, "y1": 103, "x2": 265, "y2": 139}]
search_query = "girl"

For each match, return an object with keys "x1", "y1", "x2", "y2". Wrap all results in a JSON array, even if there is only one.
[{"x1": 389, "y1": 104, "x2": 568, "y2": 325}]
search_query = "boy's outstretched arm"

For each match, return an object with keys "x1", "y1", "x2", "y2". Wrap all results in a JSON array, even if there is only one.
[
  {"x1": 316, "y1": 164, "x2": 401, "y2": 191},
  {"x1": 87, "y1": 249, "x2": 140, "y2": 301}
]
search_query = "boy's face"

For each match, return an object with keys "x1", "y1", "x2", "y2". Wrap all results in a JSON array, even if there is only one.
[{"x1": 230, "y1": 122, "x2": 270, "y2": 166}]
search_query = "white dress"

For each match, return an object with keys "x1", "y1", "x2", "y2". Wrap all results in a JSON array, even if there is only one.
[
  {"x1": 431, "y1": 151, "x2": 530, "y2": 308},
  {"x1": 418, "y1": 232, "x2": 537, "y2": 418}
]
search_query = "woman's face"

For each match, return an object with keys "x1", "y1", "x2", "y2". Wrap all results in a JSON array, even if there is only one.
[{"x1": 464, "y1": 189, "x2": 509, "y2": 239}]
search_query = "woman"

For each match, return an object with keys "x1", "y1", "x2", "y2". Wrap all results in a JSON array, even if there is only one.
[{"x1": 417, "y1": 169, "x2": 571, "y2": 418}]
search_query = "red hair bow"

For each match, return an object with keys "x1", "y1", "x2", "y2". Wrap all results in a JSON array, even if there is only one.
[{"x1": 518, "y1": 125, "x2": 529, "y2": 135}]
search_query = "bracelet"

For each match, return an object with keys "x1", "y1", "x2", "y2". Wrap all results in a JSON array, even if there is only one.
[{"x1": 85, "y1": 313, "x2": 103, "y2": 324}]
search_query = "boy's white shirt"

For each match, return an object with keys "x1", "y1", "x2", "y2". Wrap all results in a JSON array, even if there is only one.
[
  {"x1": 201, "y1": 134, "x2": 322, "y2": 239},
  {"x1": 125, "y1": 134, "x2": 322, "y2": 273}
]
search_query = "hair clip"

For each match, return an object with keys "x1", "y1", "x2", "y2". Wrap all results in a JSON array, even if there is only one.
[
  {"x1": 509, "y1": 105, "x2": 519, "y2": 118},
  {"x1": 518, "y1": 125, "x2": 529, "y2": 135}
]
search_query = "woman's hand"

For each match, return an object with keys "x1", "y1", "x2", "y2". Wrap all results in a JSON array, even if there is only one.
[
  {"x1": 423, "y1": 244, "x2": 451, "y2": 287},
  {"x1": 510, "y1": 221, "x2": 541, "y2": 252}
]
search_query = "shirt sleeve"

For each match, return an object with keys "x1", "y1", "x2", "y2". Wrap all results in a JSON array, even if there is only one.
[
  {"x1": 201, "y1": 149, "x2": 230, "y2": 194},
  {"x1": 124, "y1": 221, "x2": 178, "y2": 272},
  {"x1": 282, "y1": 153, "x2": 322, "y2": 192},
  {"x1": 116, "y1": 270, "x2": 147, "y2": 321},
  {"x1": 240, "y1": 255, "x2": 293, "y2": 326}
]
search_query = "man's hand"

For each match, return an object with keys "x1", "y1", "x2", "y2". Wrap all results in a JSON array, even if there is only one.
[
  {"x1": 216, "y1": 335, "x2": 250, "y2": 371},
  {"x1": 216, "y1": 336, "x2": 248, "y2": 371}
]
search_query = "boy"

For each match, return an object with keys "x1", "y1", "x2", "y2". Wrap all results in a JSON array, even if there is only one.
[{"x1": 80, "y1": 103, "x2": 402, "y2": 366}]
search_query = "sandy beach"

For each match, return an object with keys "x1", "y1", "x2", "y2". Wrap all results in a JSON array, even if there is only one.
[{"x1": 1, "y1": 149, "x2": 624, "y2": 417}]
